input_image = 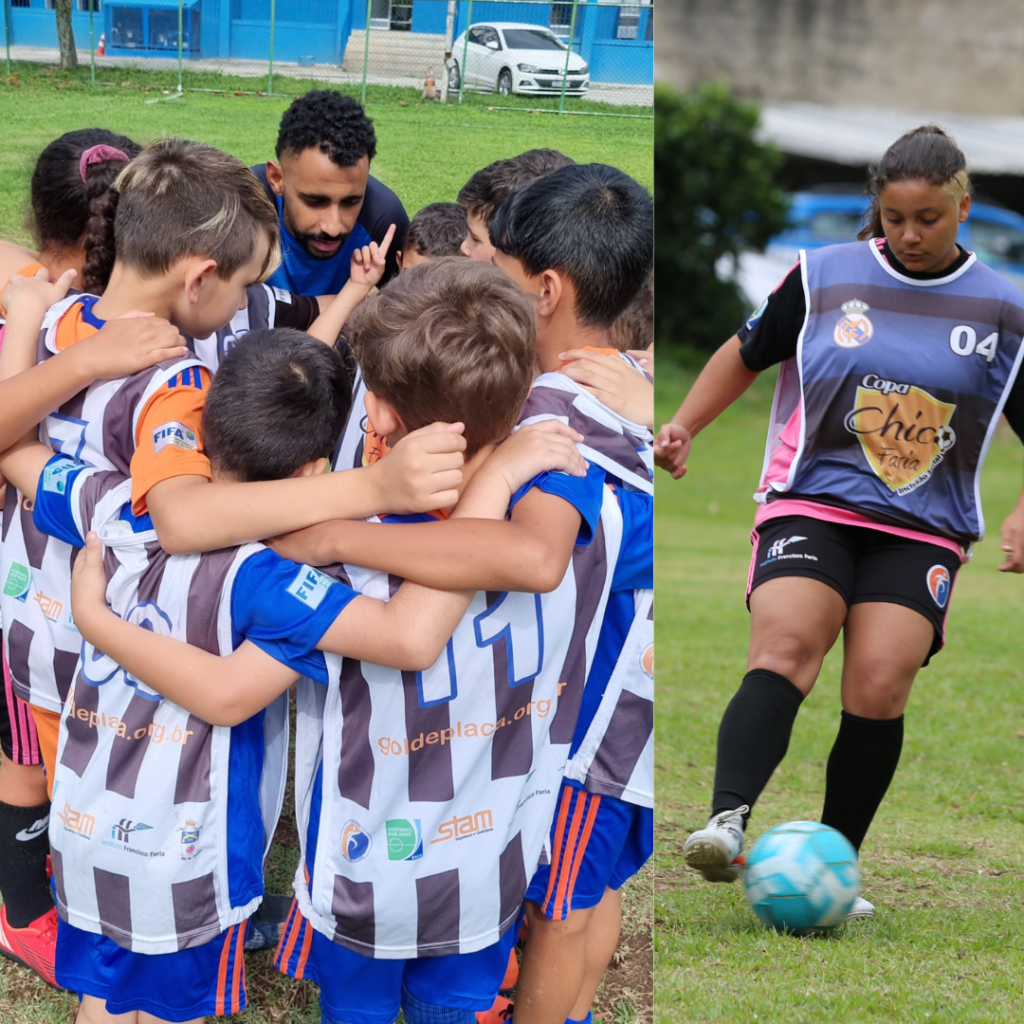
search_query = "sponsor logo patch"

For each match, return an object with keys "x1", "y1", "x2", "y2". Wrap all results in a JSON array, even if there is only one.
[
  {"x1": 845, "y1": 374, "x2": 956, "y2": 495},
  {"x1": 431, "y1": 809, "x2": 494, "y2": 845},
  {"x1": 272, "y1": 287, "x2": 292, "y2": 304},
  {"x1": 111, "y1": 819, "x2": 153, "y2": 844},
  {"x1": 42, "y1": 458, "x2": 77, "y2": 495},
  {"x1": 640, "y1": 643, "x2": 653, "y2": 680},
  {"x1": 386, "y1": 819, "x2": 424, "y2": 861},
  {"x1": 341, "y1": 820, "x2": 371, "y2": 863},
  {"x1": 286, "y1": 566, "x2": 334, "y2": 610},
  {"x1": 3, "y1": 563, "x2": 31, "y2": 603},
  {"x1": 833, "y1": 298, "x2": 874, "y2": 348},
  {"x1": 152, "y1": 421, "x2": 198, "y2": 455},
  {"x1": 53, "y1": 803, "x2": 94, "y2": 839},
  {"x1": 927, "y1": 565, "x2": 951, "y2": 609}
]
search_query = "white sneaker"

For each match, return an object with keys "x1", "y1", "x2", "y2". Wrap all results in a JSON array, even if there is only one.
[
  {"x1": 684, "y1": 806, "x2": 748, "y2": 882},
  {"x1": 846, "y1": 896, "x2": 875, "y2": 921}
]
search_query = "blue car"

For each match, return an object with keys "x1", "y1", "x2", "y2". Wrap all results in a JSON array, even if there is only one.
[{"x1": 768, "y1": 188, "x2": 1024, "y2": 290}]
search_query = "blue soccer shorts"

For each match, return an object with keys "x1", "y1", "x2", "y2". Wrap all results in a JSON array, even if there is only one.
[
  {"x1": 524, "y1": 779, "x2": 653, "y2": 921},
  {"x1": 275, "y1": 898, "x2": 519, "y2": 1024},
  {"x1": 55, "y1": 915, "x2": 248, "y2": 1020}
]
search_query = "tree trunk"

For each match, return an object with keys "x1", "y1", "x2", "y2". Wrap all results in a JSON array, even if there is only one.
[{"x1": 55, "y1": 0, "x2": 78, "y2": 70}]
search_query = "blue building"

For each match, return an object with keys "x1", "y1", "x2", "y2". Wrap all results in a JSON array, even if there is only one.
[{"x1": 4, "y1": 0, "x2": 652, "y2": 85}]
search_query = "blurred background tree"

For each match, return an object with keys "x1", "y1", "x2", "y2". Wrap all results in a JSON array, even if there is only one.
[{"x1": 655, "y1": 82, "x2": 789, "y2": 358}]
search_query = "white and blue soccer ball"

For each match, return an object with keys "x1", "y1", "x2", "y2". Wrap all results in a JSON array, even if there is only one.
[{"x1": 743, "y1": 821, "x2": 861, "y2": 934}]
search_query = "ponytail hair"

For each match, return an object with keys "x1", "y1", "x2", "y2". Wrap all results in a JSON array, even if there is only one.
[
  {"x1": 81, "y1": 187, "x2": 121, "y2": 293},
  {"x1": 858, "y1": 125, "x2": 970, "y2": 241}
]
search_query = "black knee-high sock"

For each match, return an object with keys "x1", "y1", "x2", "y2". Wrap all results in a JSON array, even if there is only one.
[
  {"x1": 0, "y1": 800, "x2": 53, "y2": 927},
  {"x1": 712, "y1": 669, "x2": 805, "y2": 823},
  {"x1": 820, "y1": 711, "x2": 904, "y2": 852}
]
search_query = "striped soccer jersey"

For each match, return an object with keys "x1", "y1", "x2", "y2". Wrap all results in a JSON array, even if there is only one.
[
  {"x1": 517, "y1": 364, "x2": 654, "y2": 807},
  {"x1": 33, "y1": 454, "x2": 357, "y2": 953},
  {"x1": 192, "y1": 283, "x2": 290, "y2": 372},
  {"x1": 290, "y1": 484, "x2": 625, "y2": 959},
  {"x1": 1, "y1": 294, "x2": 204, "y2": 714}
]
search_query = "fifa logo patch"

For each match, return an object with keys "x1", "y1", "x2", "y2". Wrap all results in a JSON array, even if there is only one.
[
  {"x1": 927, "y1": 565, "x2": 951, "y2": 609},
  {"x1": 341, "y1": 820, "x2": 371, "y2": 863},
  {"x1": 3, "y1": 563, "x2": 31, "y2": 603},
  {"x1": 286, "y1": 566, "x2": 333, "y2": 610},
  {"x1": 152, "y1": 421, "x2": 198, "y2": 455},
  {"x1": 834, "y1": 298, "x2": 874, "y2": 348},
  {"x1": 386, "y1": 819, "x2": 423, "y2": 861}
]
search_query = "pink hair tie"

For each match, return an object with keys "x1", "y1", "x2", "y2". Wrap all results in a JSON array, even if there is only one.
[{"x1": 79, "y1": 145, "x2": 130, "y2": 183}]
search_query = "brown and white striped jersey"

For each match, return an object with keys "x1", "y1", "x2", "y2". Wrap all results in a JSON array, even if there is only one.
[{"x1": 290, "y1": 484, "x2": 625, "y2": 959}]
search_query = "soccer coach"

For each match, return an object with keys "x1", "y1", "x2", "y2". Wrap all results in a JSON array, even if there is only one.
[{"x1": 253, "y1": 90, "x2": 409, "y2": 295}]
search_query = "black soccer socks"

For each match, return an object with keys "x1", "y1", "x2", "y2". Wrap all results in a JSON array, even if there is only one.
[
  {"x1": 711, "y1": 669, "x2": 805, "y2": 823},
  {"x1": 821, "y1": 710, "x2": 904, "y2": 852},
  {"x1": 0, "y1": 799, "x2": 53, "y2": 928}
]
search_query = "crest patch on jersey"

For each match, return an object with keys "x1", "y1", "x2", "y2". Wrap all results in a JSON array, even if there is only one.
[
  {"x1": 927, "y1": 565, "x2": 951, "y2": 608},
  {"x1": 834, "y1": 298, "x2": 874, "y2": 348},
  {"x1": 844, "y1": 374, "x2": 956, "y2": 495},
  {"x1": 287, "y1": 566, "x2": 334, "y2": 610},
  {"x1": 341, "y1": 820, "x2": 371, "y2": 862},
  {"x1": 640, "y1": 643, "x2": 653, "y2": 680},
  {"x1": 42, "y1": 458, "x2": 77, "y2": 495},
  {"x1": 152, "y1": 421, "x2": 198, "y2": 455}
]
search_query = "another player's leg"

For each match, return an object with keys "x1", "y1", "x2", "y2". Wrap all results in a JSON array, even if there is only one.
[
  {"x1": 822, "y1": 600, "x2": 934, "y2": 920},
  {"x1": 0, "y1": 639, "x2": 58, "y2": 987},
  {"x1": 76, "y1": 995, "x2": 137, "y2": 1023},
  {"x1": 685, "y1": 574, "x2": 846, "y2": 881},
  {"x1": 565, "y1": 888, "x2": 620, "y2": 1024}
]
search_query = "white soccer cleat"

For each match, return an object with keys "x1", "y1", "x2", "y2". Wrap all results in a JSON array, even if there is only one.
[
  {"x1": 845, "y1": 896, "x2": 875, "y2": 921},
  {"x1": 684, "y1": 805, "x2": 748, "y2": 882}
]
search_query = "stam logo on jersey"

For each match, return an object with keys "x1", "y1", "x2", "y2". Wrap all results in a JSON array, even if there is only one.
[
  {"x1": 927, "y1": 565, "x2": 951, "y2": 609},
  {"x1": 386, "y1": 819, "x2": 424, "y2": 862},
  {"x1": 845, "y1": 374, "x2": 956, "y2": 496},
  {"x1": 341, "y1": 820, "x2": 372, "y2": 863}
]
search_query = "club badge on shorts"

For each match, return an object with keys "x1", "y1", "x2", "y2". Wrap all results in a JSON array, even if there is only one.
[
  {"x1": 834, "y1": 298, "x2": 874, "y2": 348},
  {"x1": 927, "y1": 565, "x2": 951, "y2": 608}
]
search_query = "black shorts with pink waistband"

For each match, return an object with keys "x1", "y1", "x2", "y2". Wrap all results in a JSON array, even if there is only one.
[{"x1": 747, "y1": 515, "x2": 962, "y2": 664}]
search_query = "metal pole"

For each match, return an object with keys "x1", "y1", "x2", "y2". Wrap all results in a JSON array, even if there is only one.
[
  {"x1": 176, "y1": 0, "x2": 183, "y2": 93},
  {"x1": 458, "y1": 0, "x2": 472, "y2": 104},
  {"x1": 440, "y1": 0, "x2": 455, "y2": 103},
  {"x1": 557, "y1": 0, "x2": 579, "y2": 114},
  {"x1": 360, "y1": 0, "x2": 372, "y2": 103},
  {"x1": 268, "y1": 0, "x2": 275, "y2": 94},
  {"x1": 4, "y1": 0, "x2": 11, "y2": 78},
  {"x1": 88, "y1": 0, "x2": 95, "y2": 83}
]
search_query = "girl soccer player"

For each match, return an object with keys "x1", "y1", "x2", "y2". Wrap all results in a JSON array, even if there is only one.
[{"x1": 655, "y1": 126, "x2": 1024, "y2": 918}]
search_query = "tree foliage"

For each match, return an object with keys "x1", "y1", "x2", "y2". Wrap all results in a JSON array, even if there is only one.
[{"x1": 655, "y1": 82, "x2": 789, "y2": 354}]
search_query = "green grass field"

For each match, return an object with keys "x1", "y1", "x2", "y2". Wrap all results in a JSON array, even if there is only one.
[
  {"x1": 654, "y1": 358, "x2": 1024, "y2": 1023},
  {"x1": 0, "y1": 62, "x2": 652, "y2": 1022}
]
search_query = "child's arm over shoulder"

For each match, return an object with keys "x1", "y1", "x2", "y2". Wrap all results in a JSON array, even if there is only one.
[
  {"x1": 70, "y1": 424, "x2": 585, "y2": 726},
  {"x1": 0, "y1": 271, "x2": 188, "y2": 455},
  {"x1": 558, "y1": 348, "x2": 654, "y2": 431},
  {"x1": 143, "y1": 420, "x2": 467, "y2": 555},
  {"x1": 270, "y1": 420, "x2": 599, "y2": 593}
]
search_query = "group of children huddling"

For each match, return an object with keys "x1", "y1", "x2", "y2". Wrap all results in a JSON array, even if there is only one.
[{"x1": 0, "y1": 121, "x2": 653, "y2": 1024}]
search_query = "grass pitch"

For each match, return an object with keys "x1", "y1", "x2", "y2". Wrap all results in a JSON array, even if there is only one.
[
  {"x1": 0, "y1": 62, "x2": 652, "y2": 1022},
  {"x1": 655, "y1": 357, "x2": 1024, "y2": 1023}
]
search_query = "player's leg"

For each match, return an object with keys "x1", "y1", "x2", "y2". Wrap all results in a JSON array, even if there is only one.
[
  {"x1": 0, "y1": 636, "x2": 58, "y2": 985},
  {"x1": 685, "y1": 518, "x2": 851, "y2": 880},
  {"x1": 76, "y1": 996, "x2": 137, "y2": 1023},
  {"x1": 565, "y1": 888, "x2": 620, "y2": 1024}
]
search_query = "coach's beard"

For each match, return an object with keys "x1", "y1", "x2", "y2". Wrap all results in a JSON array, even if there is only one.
[{"x1": 284, "y1": 210, "x2": 350, "y2": 260}]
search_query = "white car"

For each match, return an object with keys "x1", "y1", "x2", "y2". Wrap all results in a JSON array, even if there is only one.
[{"x1": 446, "y1": 22, "x2": 590, "y2": 97}]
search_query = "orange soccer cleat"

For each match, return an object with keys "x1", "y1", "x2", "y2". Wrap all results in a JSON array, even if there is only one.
[{"x1": 0, "y1": 903, "x2": 60, "y2": 989}]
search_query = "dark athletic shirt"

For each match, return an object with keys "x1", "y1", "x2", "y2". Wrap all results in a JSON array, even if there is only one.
[
  {"x1": 252, "y1": 164, "x2": 408, "y2": 293},
  {"x1": 737, "y1": 241, "x2": 1024, "y2": 442},
  {"x1": 272, "y1": 289, "x2": 320, "y2": 330}
]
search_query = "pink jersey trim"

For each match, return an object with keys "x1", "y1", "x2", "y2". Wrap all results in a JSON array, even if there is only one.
[
  {"x1": 2, "y1": 637, "x2": 40, "y2": 765},
  {"x1": 753, "y1": 498, "x2": 966, "y2": 562},
  {"x1": 746, "y1": 528, "x2": 761, "y2": 598}
]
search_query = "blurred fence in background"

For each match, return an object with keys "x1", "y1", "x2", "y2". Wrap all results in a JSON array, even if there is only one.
[{"x1": 1, "y1": 0, "x2": 653, "y2": 114}]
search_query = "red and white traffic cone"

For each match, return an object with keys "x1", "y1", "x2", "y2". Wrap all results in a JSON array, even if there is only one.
[{"x1": 95, "y1": 32, "x2": 106, "y2": 57}]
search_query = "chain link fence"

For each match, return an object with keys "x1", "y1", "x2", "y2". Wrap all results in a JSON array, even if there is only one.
[{"x1": 2, "y1": 0, "x2": 652, "y2": 115}]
